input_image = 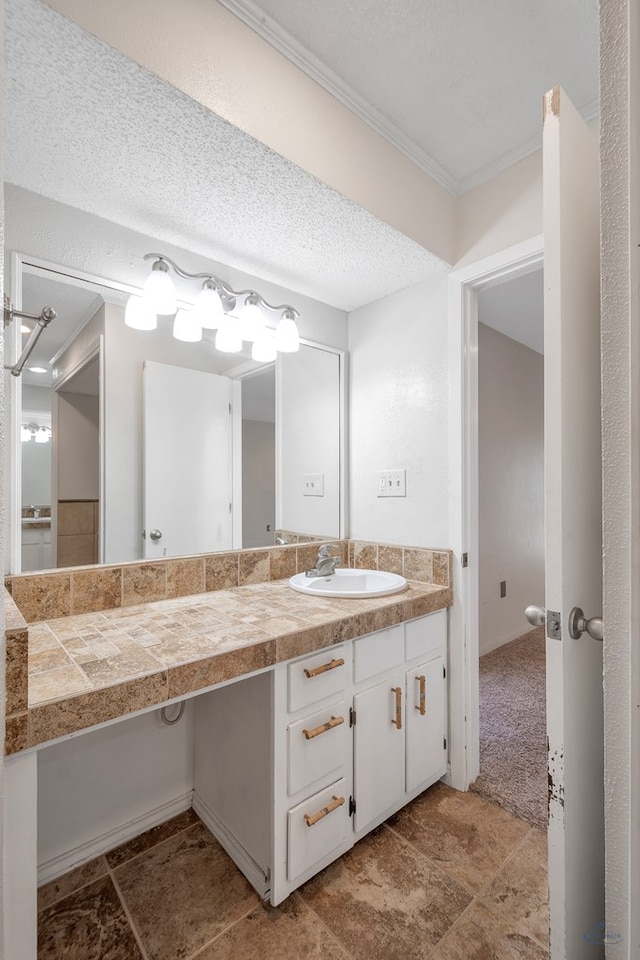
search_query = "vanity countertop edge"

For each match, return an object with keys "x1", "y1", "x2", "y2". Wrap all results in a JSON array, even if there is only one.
[{"x1": 4, "y1": 579, "x2": 452, "y2": 755}]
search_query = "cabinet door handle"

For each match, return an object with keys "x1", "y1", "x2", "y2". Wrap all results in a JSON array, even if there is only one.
[
  {"x1": 303, "y1": 715, "x2": 345, "y2": 740},
  {"x1": 415, "y1": 675, "x2": 426, "y2": 716},
  {"x1": 303, "y1": 657, "x2": 345, "y2": 679},
  {"x1": 391, "y1": 686, "x2": 402, "y2": 729},
  {"x1": 304, "y1": 795, "x2": 345, "y2": 827}
]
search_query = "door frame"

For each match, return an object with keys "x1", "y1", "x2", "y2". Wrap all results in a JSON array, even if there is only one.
[{"x1": 447, "y1": 234, "x2": 544, "y2": 791}]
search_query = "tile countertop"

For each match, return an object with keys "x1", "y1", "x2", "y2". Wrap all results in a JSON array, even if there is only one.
[{"x1": 6, "y1": 578, "x2": 452, "y2": 754}]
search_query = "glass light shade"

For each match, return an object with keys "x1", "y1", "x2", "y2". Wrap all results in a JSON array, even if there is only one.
[
  {"x1": 125, "y1": 294, "x2": 157, "y2": 331},
  {"x1": 215, "y1": 317, "x2": 243, "y2": 353},
  {"x1": 173, "y1": 309, "x2": 202, "y2": 342},
  {"x1": 194, "y1": 285, "x2": 224, "y2": 329},
  {"x1": 239, "y1": 299, "x2": 265, "y2": 342},
  {"x1": 142, "y1": 267, "x2": 177, "y2": 314},
  {"x1": 251, "y1": 329, "x2": 277, "y2": 363},
  {"x1": 20, "y1": 425, "x2": 32, "y2": 442},
  {"x1": 35, "y1": 427, "x2": 50, "y2": 444},
  {"x1": 275, "y1": 313, "x2": 300, "y2": 353}
]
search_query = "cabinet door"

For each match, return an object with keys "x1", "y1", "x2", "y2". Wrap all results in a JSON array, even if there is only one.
[
  {"x1": 353, "y1": 673, "x2": 404, "y2": 833},
  {"x1": 405, "y1": 655, "x2": 447, "y2": 794}
]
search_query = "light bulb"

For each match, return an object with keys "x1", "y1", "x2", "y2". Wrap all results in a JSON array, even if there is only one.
[
  {"x1": 173, "y1": 309, "x2": 202, "y2": 342},
  {"x1": 251, "y1": 329, "x2": 277, "y2": 363},
  {"x1": 125, "y1": 294, "x2": 157, "y2": 331},
  {"x1": 275, "y1": 311, "x2": 300, "y2": 353},
  {"x1": 239, "y1": 296, "x2": 265, "y2": 342},
  {"x1": 20, "y1": 425, "x2": 32, "y2": 442},
  {"x1": 215, "y1": 316, "x2": 243, "y2": 353},
  {"x1": 142, "y1": 261, "x2": 177, "y2": 314},
  {"x1": 194, "y1": 283, "x2": 224, "y2": 329},
  {"x1": 35, "y1": 427, "x2": 49, "y2": 444}
]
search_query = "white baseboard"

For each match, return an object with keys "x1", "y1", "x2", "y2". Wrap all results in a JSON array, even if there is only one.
[
  {"x1": 37, "y1": 791, "x2": 193, "y2": 886},
  {"x1": 193, "y1": 790, "x2": 270, "y2": 900}
]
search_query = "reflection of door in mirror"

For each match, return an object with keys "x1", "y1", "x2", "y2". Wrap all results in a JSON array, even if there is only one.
[
  {"x1": 241, "y1": 368, "x2": 276, "y2": 548},
  {"x1": 143, "y1": 361, "x2": 232, "y2": 560}
]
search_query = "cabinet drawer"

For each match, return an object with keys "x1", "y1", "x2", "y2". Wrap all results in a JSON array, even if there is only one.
[
  {"x1": 287, "y1": 778, "x2": 349, "y2": 882},
  {"x1": 405, "y1": 610, "x2": 446, "y2": 662},
  {"x1": 353, "y1": 624, "x2": 403, "y2": 683},
  {"x1": 288, "y1": 700, "x2": 348, "y2": 796},
  {"x1": 288, "y1": 646, "x2": 349, "y2": 713}
]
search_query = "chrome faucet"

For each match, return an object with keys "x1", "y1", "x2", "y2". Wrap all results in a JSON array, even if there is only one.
[{"x1": 306, "y1": 544, "x2": 342, "y2": 578}]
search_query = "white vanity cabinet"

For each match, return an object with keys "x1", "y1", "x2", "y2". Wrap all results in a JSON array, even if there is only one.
[
  {"x1": 352, "y1": 613, "x2": 447, "y2": 836},
  {"x1": 193, "y1": 609, "x2": 447, "y2": 906}
]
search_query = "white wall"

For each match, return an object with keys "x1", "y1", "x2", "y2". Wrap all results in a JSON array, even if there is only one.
[
  {"x1": 242, "y1": 420, "x2": 275, "y2": 548},
  {"x1": 348, "y1": 276, "x2": 449, "y2": 547},
  {"x1": 455, "y1": 152, "x2": 543, "y2": 268},
  {"x1": 56, "y1": 392, "x2": 99, "y2": 501},
  {"x1": 478, "y1": 323, "x2": 544, "y2": 654},
  {"x1": 42, "y1": 0, "x2": 456, "y2": 264},
  {"x1": 21, "y1": 441, "x2": 51, "y2": 506},
  {"x1": 21, "y1": 384, "x2": 52, "y2": 506},
  {"x1": 37, "y1": 705, "x2": 194, "y2": 880},
  {"x1": 277, "y1": 345, "x2": 341, "y2": 538}
]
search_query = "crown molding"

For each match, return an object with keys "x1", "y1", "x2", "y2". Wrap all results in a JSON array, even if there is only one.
[
  {"x1": 216, "y1": 0, "x2": 458, "y2": 195},
  {"x1": 217, "y1": 1, "x2": 600, "y2": 199}
]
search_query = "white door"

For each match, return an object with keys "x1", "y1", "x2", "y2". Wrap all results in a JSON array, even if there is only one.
[
  {"x1": 542, "y1": 87, "x2": 604, "y2": 958},
  {"x1": 405, "y1": 656, "x2": 446, "y2": 794},
  {"x1": 143, "y1": 361, "x2": 232, "y2": 559},
  {"x1": 353, "y1": 674, "x2": 405, "y2": 833}
]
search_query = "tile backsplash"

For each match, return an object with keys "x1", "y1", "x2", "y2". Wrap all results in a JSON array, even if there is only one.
[{"x1": 5, "y1": 540, "x2": 452, "y2": 624}]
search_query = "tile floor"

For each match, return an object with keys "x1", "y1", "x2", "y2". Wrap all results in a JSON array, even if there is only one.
[{"x1": 37, "y1": 784, "x2": 549, "y2": 960}]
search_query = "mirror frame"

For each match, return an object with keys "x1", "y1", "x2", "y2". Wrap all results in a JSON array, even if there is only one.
[{"x1": 8, "y1": 251, "x2": 347, "y2": 574}]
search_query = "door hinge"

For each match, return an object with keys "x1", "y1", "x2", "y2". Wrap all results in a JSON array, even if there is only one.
[
  {"x1": 443, "y1": 665, "x2": 446, "y2": 679},
  {"x1": 349, "y1": 796, "x2": 356, "y2": 816},
  {"x1": 349, "y1": 707, "x2": 356, "y2": 727},
  {"x1": 443, "y1": 736, "x2": 447, "y2": 750},
  {"x1": 461, "y1": 552, "x2": 468, "y2": 568}
]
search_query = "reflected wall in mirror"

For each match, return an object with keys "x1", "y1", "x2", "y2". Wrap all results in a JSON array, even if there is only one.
[{"x1": 10, "y1": 256, "x2": 345, "y2": 573}]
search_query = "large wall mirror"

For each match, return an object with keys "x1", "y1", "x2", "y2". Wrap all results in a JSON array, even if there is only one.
[{"x1": 10, "y1": 254, "x2": 345, "y2": 573}]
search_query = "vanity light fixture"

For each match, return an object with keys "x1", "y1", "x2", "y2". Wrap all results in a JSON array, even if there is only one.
[{"x1": 127, "y1": 254, "x2": 301, "y2": 362}]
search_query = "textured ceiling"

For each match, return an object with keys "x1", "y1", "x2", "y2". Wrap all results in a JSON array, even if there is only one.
[
  {"x1": 219, "y1": 0, "x2": 599, "y2": 192},
  {"x1": 5, "y1": 0, "x2": 448, "y2": 312}
]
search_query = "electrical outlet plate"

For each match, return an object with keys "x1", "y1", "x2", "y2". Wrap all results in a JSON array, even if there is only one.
[
  {"x1": 303, "y1": 474, "x2": 324, "y2": 497},
  {"x1": 377, "y1": 469, "x2": 407, "y2": 497}
]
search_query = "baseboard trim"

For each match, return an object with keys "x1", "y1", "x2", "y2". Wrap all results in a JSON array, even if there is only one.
[
  {"x1": 37, "y1": 791, "x2": 193, "y2": 886},
  {"x1": 192, "y1": 790, "x2": 270, "y2": 900}
]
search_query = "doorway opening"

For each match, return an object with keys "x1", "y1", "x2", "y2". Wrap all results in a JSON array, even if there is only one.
[{"x1": 470, "y1": 268, "x2": 546, "y2": 827}]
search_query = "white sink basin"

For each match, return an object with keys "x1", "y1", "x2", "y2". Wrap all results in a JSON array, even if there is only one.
[{"x1": 288, "y1": 568, "x2": 408, "y2": 599}]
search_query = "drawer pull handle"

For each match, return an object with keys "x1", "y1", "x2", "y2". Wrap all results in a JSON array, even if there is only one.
[
  {"x1": 303, "y1": 715, "x2": 345, "y2": 740},
  {"x1": 416, "y1": 675, "x2": 426, "y2": 716},
  {"x1": 391, "y1": 686, "x2": 402, "y2": 729},
  {"x1": 304, "y1": 795, "x2": 345, "y2": 827},
  {"x1": 303, "y1": 657, "x2": 345, "y2": 679}
]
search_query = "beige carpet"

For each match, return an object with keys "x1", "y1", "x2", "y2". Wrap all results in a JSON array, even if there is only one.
[{"x1": 470, "y1": 627, "x2": 547, "y2": 828}]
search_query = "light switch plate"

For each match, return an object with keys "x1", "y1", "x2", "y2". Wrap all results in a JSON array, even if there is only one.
[
  {"x1": 377, "y1": 469, "x2": 407, "y2": 497},
  {"x1": 303, "y1": 474, "x2": 324, "y2": 496}
]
